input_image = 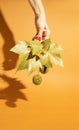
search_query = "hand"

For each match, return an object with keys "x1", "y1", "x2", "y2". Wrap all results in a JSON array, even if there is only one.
[{"x1": 33, "y1": 15, "x2": 50, "y2": 41}]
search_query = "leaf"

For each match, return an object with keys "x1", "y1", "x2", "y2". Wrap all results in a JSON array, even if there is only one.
[
  {"x1": 17, "y1": 54, "x2": 29, "y2": 71},
  {"x1": 28, "y1": 57, "x2": 42, "y2": 74},
  {"x1": 40, "y1": 52, "x2": 52, "y2": 68},
  {"x1": 30, "y1": 40, "x2": 43, "y2": 55},
  {"x1": 49, "y1": 43, "x2": 63, "y2": 54},
  {"x1": 10, "y1": 38, "x2": 64, "y2": 76},
  {"x1": 10, "y1": 41, "x2": 31, "y2": 54},
  {"x1": 49, "y1": 53, "x2": 64, "y2": 67},
  {"x1": 42, "y1": 38, "x2": 51, "y2": 51}
]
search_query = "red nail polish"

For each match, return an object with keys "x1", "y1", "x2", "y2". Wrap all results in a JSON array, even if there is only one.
[{"x1": 38, "y1": 37, "x2": 41, "y2": 41}]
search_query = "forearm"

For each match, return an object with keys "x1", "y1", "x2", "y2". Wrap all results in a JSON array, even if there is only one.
[
  {"x1": 28, "y1": 0, "x2": 46, "y2": 18},
  {"x1": 28, "y1": 0, "x2": 50, "y2": 40}
]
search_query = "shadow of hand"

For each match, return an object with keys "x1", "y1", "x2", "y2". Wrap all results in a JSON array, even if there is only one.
[{"x1": 0, "y1": 10, "x2": 18, "y2": 70}]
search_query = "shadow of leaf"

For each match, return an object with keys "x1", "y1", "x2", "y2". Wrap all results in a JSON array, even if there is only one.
[{"x1": 0, "y1": 74, "x2": 28, "y2": 107}]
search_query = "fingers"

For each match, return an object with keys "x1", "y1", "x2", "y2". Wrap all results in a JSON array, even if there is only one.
[
  {"x1": 33, "y1": 28, "x2": 43, "y2": 41},
  {"x1": 33, "y1": 27, "x2": 50, "y2": 41},
  {"x1": 32, "y1": 35, "x2": 42, "y2": 41},
  {"x1": 42, "y1": 29, "x2": 50, "y2": 41},
  {"x1": 42, "y1": 31, "x2": 49, "y2": 40}
]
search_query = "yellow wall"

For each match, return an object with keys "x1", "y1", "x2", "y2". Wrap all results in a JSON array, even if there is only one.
[{"x1": 0, "y1": 0, "x2": 79, "y2": 130}]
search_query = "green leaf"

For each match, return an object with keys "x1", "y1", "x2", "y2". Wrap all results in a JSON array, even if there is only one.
[
  {"x1": 49, "y1": 53, "x2": 64, "y2": 67},
  {"x1": 40, "y1": 52, "x2": 52, "y2": 68},
  {"x1": 17, "y1": 54, "x2": 29, "y2": 71},
  {"x1": 49, "y1": 43, "x2": 63, "y2": 54},
  {"x1": 42, "y1": 38, "x2": 51, "y2": 51},
  {"x1": 10, "y1": 38, "x2": 64, "y2": 75},
  {"x1": 10, "y1": 41, "x2": 31, "y2": 54},
  {"x1": 28, "y1": 57, "x2": 42, "y2": 74},
  {"x1": 30, "y1": 40, "x2": 43, "y2": 55}
]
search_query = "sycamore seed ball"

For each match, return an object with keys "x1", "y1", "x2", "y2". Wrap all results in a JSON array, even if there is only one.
[{"x1": 32, "y1": 74, "x2": 42, "y2": 85}]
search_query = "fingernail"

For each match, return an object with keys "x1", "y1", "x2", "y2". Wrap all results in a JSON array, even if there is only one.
[
  {"x1": 35, "y1": 36, "x2": 42, "y2": 41},
  {"x1": 38, "y1": 37, "x2": 42, "y2": 41}
]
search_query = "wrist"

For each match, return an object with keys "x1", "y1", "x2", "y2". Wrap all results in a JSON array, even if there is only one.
[{"x1": 35, "y1": 13, "x2": 46, "y2": 21}]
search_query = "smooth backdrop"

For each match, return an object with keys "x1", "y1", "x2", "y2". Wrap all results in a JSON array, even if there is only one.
[{"x1": 0, "y1": 0, "x2": 79, "y2": 130}]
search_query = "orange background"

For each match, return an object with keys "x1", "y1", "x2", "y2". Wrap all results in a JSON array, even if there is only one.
[{"x1": 0, "y1": 0, "x2": 79, "y2": 130}]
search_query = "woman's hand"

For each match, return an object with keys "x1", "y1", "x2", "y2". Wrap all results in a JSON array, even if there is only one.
[
  {"x1": 28, "y1": 0, "x2": 50, "y2": 41},
  {"x1": 33, "y1": 15, "x2": 50, "y2": 41}
]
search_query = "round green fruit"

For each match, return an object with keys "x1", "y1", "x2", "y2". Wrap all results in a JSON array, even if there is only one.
[
  {"x1": 32, "y1": 74, "x2": 42, "y2": 85},
  {"x1": 40, "y1": 65, "x2": 49, "y2": 74}
]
